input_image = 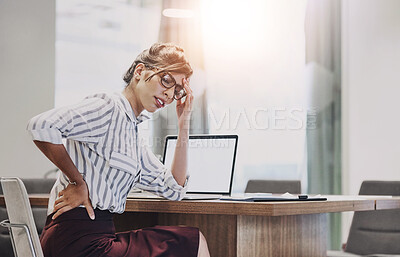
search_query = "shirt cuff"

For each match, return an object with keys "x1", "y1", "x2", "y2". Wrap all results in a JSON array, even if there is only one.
[
  {"x1": 165, "y1": 169, "x2": 190, "y2": 193},
  {"x1": 29, "y1": 128, "x2": 63, "y2": 145}
]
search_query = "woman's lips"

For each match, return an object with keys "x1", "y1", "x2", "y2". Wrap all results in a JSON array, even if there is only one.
[{"x1": 154, "y1": 97, "x2": 165, "y2": 108}]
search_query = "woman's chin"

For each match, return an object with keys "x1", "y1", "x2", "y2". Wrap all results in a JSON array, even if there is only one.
[
  {"x1": 145, "y1": 103, "x2": 167, "y2": 113},
  {"x1": 144, "y1": 105, "x2": 158, "y2": 113}
]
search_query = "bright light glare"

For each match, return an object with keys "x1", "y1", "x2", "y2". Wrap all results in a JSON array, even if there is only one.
[
  {"x1": 162, "y1": 8, "x2": 194, "y2": 18},
  {"x1": 201, "y1": 0, "x2": 266, "y2": 48},
  {"x1": 201, "y1": 0, "x2": 308, "y2": 168}
]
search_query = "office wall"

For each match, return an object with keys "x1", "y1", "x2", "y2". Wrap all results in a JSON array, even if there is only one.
[
  {"x1": 0, "y1": 0, "x2": 56, "y2": 178},
  {"x1": 342, "y1": 0, "x2": 400, "y2": 241}
]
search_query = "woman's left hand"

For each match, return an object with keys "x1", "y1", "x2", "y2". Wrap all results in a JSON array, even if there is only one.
[{"x1": 176, "y1": 78, "x2": 194, "y2": 131}]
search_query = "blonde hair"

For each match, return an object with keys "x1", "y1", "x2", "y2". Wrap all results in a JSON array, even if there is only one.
[{"x1": 123, "y1": 42, "x2": 193, "y2": 85}]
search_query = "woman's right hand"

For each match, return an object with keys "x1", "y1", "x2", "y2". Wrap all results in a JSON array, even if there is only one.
[
  {"x1": 53, "y1": 180, "x2": 95, "y2": 220},
  {"x1": 32, "y1": 141, "x2": 96, "y2": 220}
]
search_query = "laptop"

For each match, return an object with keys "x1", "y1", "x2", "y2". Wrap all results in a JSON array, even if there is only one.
[{"x1": 128, "y1": 134, "x2": 238, "y2": 200}]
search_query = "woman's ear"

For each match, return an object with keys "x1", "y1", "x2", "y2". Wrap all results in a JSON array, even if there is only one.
[{"x1": 134, "y1": 63, "x2": 145, "y2": 80}]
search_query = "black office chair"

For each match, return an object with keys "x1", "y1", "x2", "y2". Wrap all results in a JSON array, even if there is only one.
[
  {"x1": 328, "y1": 180, "x2": 400, "y2": 256},
  {"x1": 245, "y1": 180, "x2": 301, "y2": 194}
]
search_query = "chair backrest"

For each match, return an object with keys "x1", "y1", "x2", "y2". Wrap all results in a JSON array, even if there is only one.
[
  {"x1": 1, "y1": 177, "x2": 44, "y2": 257},
  {"x1": 245, "y1": 180, "x2": 301, "y2": 194},
  {"x1": 345, "y1": 180, "x2": 400, "y2": 255}
]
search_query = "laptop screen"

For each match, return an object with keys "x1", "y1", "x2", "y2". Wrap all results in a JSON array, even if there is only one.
[{"x1": 162, "y1": 135, "x2": 238, "y2": 195}]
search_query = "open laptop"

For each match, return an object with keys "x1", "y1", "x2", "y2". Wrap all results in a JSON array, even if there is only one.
[{"x1": 128, "y1": 134, "x2": 238, "y2": 200}]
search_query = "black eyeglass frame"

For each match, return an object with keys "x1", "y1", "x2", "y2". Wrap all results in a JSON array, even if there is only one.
[{"x1": 141, "y1": 63, "x2": 187, "y2": 101}]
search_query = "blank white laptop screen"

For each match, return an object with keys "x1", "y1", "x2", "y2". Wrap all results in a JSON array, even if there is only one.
[{"x1": 163, "y1": 135, "x2": 238, "y2": 195}]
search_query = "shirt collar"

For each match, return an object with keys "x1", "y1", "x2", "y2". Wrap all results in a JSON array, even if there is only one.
[{"x1": 115, "y1": 92, "x2": 150, "y2": 124}]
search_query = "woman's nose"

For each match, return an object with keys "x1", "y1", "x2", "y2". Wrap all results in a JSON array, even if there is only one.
[{"x1": 164, "y1": 86, "x2": 175, "y2": 101}]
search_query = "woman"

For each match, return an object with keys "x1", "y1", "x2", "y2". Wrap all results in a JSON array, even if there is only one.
[{"x1": 27, "y1": 43, "x2": 210, "y2": 257}]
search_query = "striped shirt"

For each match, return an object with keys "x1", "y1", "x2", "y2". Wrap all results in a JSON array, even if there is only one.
[{"x1": 27, "y1": 92, "x2": 188, "y2": 215}]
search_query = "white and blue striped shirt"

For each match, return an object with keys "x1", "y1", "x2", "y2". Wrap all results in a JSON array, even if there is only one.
[{"x1": 27, "y1": 92, "x2": 188, "y2": 215}]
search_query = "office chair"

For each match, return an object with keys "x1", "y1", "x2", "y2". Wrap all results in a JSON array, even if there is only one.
[
  {"x1": 245, "y1": 179, "x2": 301, "y2": 194},
  {"x1": 327, "y1": 180, "x2": 400, "y2": 257},
  {"x1": 0, "y1": 177, "x2": 44, "y2": 257}
]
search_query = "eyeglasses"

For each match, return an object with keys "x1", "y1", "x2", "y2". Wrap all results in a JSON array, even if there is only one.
[{"x1": 143, "y1": 63, "x2": 187, "y2": 100}]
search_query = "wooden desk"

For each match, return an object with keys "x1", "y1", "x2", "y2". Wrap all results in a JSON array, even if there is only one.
[{"x1": 1, "y1": 195, "x2": 400, "y2": 257}]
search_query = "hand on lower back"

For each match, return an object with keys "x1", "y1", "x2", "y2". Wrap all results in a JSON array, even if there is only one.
[{"x1": 53, "y1": 181, "x2": 95, "y2": 220}]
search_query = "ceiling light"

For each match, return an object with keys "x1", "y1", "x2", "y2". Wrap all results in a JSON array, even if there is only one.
[{"x1": 162, "y1": 8, "x2": 194, "y2": 18}]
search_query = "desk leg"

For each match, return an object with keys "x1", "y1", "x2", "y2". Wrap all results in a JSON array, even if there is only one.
[{"x1": 237, "y1": 214, "x2": 327, "y2": 257}]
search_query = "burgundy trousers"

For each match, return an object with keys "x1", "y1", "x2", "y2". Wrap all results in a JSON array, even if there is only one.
[{"x1": 40, "y1": 208, "x2": 199, "y2": 257}]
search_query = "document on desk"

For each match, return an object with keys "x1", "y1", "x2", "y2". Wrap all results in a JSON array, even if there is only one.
[{"x1": 220, "y1": 193, "x2": 327, "y2": 202}]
